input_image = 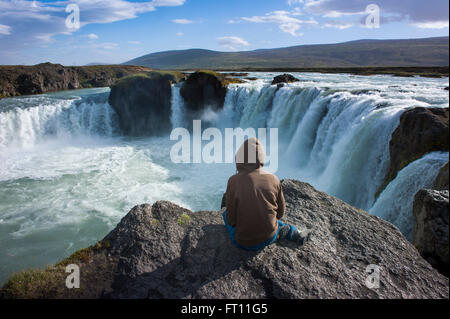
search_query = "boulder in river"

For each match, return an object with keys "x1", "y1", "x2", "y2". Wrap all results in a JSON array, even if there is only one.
[
  {"x1": 180, "y1": 71, "x2": 227, "y2": 112},
  {"x1": 271, "y1": 74, "x2": 300, "y2": 85},
  {"x1": 108, "y1": 71, "x2": 183, "y2": 136}
]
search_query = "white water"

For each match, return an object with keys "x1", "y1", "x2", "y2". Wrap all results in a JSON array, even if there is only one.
[
  {"x1": 0, "y1": 73, "x2": 448, "y2": 284},
  {"x1": 369, "y1": 151, "x2": 449, "y2": 240}
]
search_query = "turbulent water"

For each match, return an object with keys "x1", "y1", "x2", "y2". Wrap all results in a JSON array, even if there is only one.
[{"x1": 0, "y1": 73, "x2": 448, "y2": 284}]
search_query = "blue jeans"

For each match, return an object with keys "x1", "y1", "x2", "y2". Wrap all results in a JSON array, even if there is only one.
[{"x1": 222, "y1": 210, "x2": 296, "y2": 251}]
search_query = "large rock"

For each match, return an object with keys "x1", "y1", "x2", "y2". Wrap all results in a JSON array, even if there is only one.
[
  {"x1": 413, "y1": 189, "x2": 449, "y2": 276},
  {"x1": 108, "y1": 72, "x2": 182, "y2": 136},
  {"x1": 3, "y1": 179, "x2": 447, "y2": 299},
  {"x1": 378, "y1": 107, "x2": 449, "y2": 197},
  {"x1": 271, "y1": 74, "x2": 300, "y2": 85},
  {"x1": 434, "y1": 162, "x2": 449, "y2": 190},
  {"x1": 180, "y1": 71, "x2": 227, "y2": 112}
]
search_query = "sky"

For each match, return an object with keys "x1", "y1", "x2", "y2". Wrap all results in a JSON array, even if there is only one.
[{"x1": 0, "y1": 0, "x2": 448, "y2": 65}]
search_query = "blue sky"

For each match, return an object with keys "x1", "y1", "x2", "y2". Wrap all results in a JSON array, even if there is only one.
[{"x1": 0, "y1": 0, "x2": 448, "y2": 65}]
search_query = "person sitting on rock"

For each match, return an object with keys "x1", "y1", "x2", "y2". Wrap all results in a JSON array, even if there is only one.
[{"x1": 221, "y1": 137, "x2": 310, "y2": 251}]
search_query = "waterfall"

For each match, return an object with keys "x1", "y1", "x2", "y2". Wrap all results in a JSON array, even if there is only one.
[
  {"x1": 369, "y1": 151, "x2": 449, "y2": 240},
  {"x1": 0, "y1": 92, "x2": 118, "y2": 150},
  {"x1": 170, "y1": 85, "x2": 187, "y2": 129},
  {"x1": 212, "y1": 84, "x2": 406, "y2": 210}
]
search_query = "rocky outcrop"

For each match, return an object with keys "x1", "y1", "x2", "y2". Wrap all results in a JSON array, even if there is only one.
[
  {"x1": 378, "y1": 107, "x2": 449, "y2": 197},
  {"x1": 271, "y1": 74, "x2": 300, "y2": 85},
  {"x1": 180, "y1": 71, "x2": 227, "y2": 112},
  {"x1": 2, "y1": 179, "x2": 448, "y2": 299},
  {"x1": 0, "y1": 63, "x2": 150, "y2": 99},
  {"x1": 413, "y1": 189, "x2": 449, "y2": 276},
  {"x1": 108, "y1": 72, "x2": 183, "y2": 136},
  {"x1": 434, "y1": 162, "x2": 449, "y2": 190}
]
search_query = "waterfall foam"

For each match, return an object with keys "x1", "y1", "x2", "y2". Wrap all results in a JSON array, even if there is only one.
[
  {"x1": 0, "y1": 91, "x2": 118, "y2": 151},
  {"x1": 218, "y1": 83, "x2": 409, "y2": 210},
  {"x1": 369, "y1": 151, "x2": 449, "y2": 240}
]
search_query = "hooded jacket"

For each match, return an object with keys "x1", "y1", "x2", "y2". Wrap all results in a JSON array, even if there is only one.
[{"x1": 225, "y1": 138, "x2": 286, "y2": 247}]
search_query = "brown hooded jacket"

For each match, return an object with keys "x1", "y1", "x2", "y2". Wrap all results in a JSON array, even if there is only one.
[{"x1": 225, "y1": 138, "x2": 285, "y2": 247}]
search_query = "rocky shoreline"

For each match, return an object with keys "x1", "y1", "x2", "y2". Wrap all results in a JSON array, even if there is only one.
[
  {"x1": 0, "y1": 63, "x2": 151, "y2": 99},
  {"x1": 1, "y1": 180, "x2": 448, "y2": 299}
]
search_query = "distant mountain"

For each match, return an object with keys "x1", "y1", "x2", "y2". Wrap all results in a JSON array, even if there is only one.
[{"x1": 124, "y1": 36, "x2": 449, "y2": 70}]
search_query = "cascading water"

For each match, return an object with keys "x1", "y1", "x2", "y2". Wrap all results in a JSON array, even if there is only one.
[
  {"x1": 0, "y1": 73, "x2": 448, "y2": 285},
  {"x1": 0, "y1": 90, "x2": 118, "y2": 151},
  {"x1": 369, "y1": 151, "x2": 449, "y2": 240},
  {"x1": 213, "y1": 83, "x2": 407, "y2": 211}
]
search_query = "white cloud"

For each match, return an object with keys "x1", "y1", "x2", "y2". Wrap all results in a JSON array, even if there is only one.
[
  {"x1": 87, "y1": 33, "x2": 99, "y2": 40},
  {"x1": 91, "y1": 42, "x2": 119, "y2": 50},
  {"x1": 217, "y1": 36, "x2": 250, "y2": 51},
  {"x1": 128, "y1": 40, "x2": 142, "y2": 44},
  {"x1": 0, "y1": 0, "x2": 186, "y2": 53},
  {"x1": 287, "y1": 0, "x2": 304, "y2": 6},
  {"x1": 304, "y1": 0, "x2": 449, "y2": 26},
  {"x1": 172, "y1": 19, "x2": 194, "y2": 24},
  {"x1": 280, "y1": 23, "x2": 303, "y2": 36},
  {"x1": 0, "y1": 24, "x2": 12, "y2": 35},
  {"x1": 176, "y1": 32, "x2": 184, "y2": 36},
  {"x1": 324, "y1": 21, "x2": 353, "y2": 29},
  {"x1": 412, "y1": 21, "x2": 449, "y2": 29},
  {"x1": 240, "y1": 9, "x2": 317, "y2": 36},
  {"x1": 35, "y1": 33, "x2": 54, "y2": 43}
]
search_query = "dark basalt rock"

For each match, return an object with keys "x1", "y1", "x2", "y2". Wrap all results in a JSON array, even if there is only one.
[
  {"x1": 377, "y1": 107, "x2": 449, "y2": 197},
  {"x1": 413, "y1": 189, "x2": 449, "y2": 276},
  {"x1": 108, "y1": 72, "x2": 182, "y2": 136},
  {"x1": 180, "y1": 71, "x2": 227, "y2": 112},
  {"x1": 271, "y1": 74, "x2": 300, "y2": 85},
  {"x1": 434, "y1": 162, "x2": 449, "y2": 190}
]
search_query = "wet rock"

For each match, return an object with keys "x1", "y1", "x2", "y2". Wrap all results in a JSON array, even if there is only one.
[
  {"x1": 434, "y1": 162, "x2": 449, "y2": 190},
  {"x1": 378, "y1": 107, "x2": 449, "y2": 197},
  {"x1": 108, "y1": 72, "x2": 182, "y2": 136},
  {"x1": 271, "y1": 74, "x2": 300, "y2": 85},
  {"x1": 413, "y1": 189, "x2": 449, "y2": 276},
  {"x1": 180, "y1": 71, "x2": 227, "y2": 112}
]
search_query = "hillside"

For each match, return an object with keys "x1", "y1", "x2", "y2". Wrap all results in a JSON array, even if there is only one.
[{"x1": 124, "y1": 37, "x2": 449, "y2": 70}]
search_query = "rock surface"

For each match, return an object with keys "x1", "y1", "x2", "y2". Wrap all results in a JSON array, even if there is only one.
[
  {"x1": 378, "y1": 107, "x2": 449, "y2": 196},
  {"x1": 0, "y1": 63, "x2": 150, "y2": 98},
  {"x1": 108, "y1": 72, "x2": 183, "y2": 136},
  {"x1": 3, "y1": 179, "x2": 447, "y2": 299},
  {"x1": 434, "y1": 162, "x2": 449, "y2": 190},
  {"x1": 413, "y1": 189, "x2": 449, "y2": 276},
  {"x1": 180, "y1": 71, "x2": 227, "y2": 112},
  {"x1": 271, "y1": 74, "x2": 300, "y2": 85}
]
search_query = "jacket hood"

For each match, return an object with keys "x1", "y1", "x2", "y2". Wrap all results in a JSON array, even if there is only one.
[{"x1": 235, "y1": 137, "x2": 265, "y2": 172}]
